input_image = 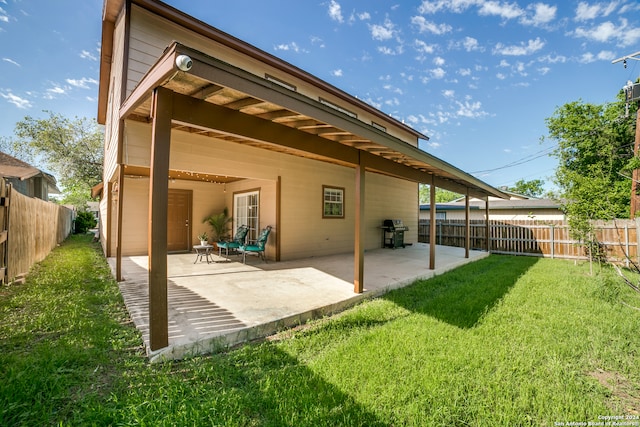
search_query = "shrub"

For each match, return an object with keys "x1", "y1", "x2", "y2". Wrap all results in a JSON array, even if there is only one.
[{"x1": 74, "y1": 210, "x2": 97, "y2": 234}]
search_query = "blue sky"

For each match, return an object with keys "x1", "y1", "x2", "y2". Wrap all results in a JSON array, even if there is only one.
[{"x1": 1, "y1": 0, "x2": 640, "y2": 193}]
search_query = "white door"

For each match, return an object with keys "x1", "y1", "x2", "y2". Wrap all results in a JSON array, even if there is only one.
[{"x1": 234, "y1": 190, "x2": 260, "y2": 242}]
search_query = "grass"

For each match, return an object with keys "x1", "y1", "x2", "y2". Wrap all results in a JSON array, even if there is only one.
[{"x1": 1, "y1": 235, "x2": 639, "y2": 426}]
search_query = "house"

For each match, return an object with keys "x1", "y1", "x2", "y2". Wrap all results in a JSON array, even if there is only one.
[
  {"x1": 420, "y1": 192, "x2": 564, "y2": 221},
  {"x1": 96, "y1": 0, "x2": 506, "y2": 350},
  {"x1": 0, "y1": 151, "x2": 60, "y2": 201}
]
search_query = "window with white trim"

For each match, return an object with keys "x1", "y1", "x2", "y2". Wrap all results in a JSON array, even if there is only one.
[
  {"x1": 323, "y1": 186, "x2": 344, "y2": 218},
  {"x1": 234, "y1": 190, "x2": 260, "y2": 242}
]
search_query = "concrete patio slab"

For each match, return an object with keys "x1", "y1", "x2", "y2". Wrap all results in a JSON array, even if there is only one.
[{"x1": 108, "y1": 243, "x2": 488, "y2": 362}]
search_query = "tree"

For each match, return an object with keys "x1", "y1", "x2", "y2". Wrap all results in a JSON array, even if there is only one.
[
  {"x1": 545, "y1": 95, "x2": 636, "y2": 222},
  {"x1": 418, "y1": 184, "x2": 460, "y2": 204},
  {"x1": 507, "y1": 179, "x2": 545, "y2": 198},
  {"x1": 544, "y1": 92, "x2": 637, "y2": 272},
  {"x1": 7, "y1": 111, "x2": 104, "y2": 207}
]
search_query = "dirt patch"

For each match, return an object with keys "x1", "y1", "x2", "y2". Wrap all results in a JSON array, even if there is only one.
[{"x1": 589, "y1": 369, "x2": 640, "y2": 415}]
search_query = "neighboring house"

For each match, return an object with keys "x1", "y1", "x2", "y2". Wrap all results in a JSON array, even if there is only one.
[
  {"x1": 96, "y1": 0, "x2": 506, "y2": 349},
  {"x1": 0, "y1": 151, "x2": 60, "y2": 202},
  {"x1": 420, "y1": 192, "x2": 564, "y2": 221}
]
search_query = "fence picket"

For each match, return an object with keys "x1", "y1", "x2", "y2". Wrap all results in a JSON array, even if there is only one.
[{"x1": 418, "y1": 219, "x2": 638, "y2": 263}]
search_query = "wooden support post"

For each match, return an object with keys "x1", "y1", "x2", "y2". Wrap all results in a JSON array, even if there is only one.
[
  {"x1": 465, "y1": 188, "x2": 470, "y2": 258},
  {"x1": 429, "y1": 176, "x2": 436, "y2": 270},
  {"x1": 276, "y1": 176, "x2": 281, "y2": 262},
  {"x1": 116, "y1": 165, "x2": 125, "y2": 282},
  {"x1": 354, "y1": 160, "x2": 365, "y2": 293},
  {"x1": 148, "y1": 87, "x2": 172, "y2": 351}
]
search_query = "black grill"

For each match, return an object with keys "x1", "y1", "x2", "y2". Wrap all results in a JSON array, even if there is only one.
[{"x1": 382, "y1": 219, "x2": 408, "y2": 249}]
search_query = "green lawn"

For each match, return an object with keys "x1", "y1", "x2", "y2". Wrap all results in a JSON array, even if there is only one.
[{"x1": 1, "y1": 235, "x2": 639, "y2": 426}]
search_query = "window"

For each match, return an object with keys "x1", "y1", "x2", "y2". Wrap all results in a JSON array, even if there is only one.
[
  {"x1": 371, "y1": 121, "x2": 387, "y2": 132},
  {"x1": 319, "y1": 98, "x2": 357, "y2": 118},
  {"x1": 234, "y1": 190, "x2": 260, "y2": 242},
  {"x1": 323, "y1": 186, "x2": 344, "y2": 218},
  {"x1": 265, "y1": 74, "x2": 296, "y2": 91},
  {"x1": 435, "y1": 212, "x2": 446, "y2": 220}
]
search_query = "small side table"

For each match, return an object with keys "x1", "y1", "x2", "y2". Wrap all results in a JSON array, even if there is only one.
[{"x1": 193, "y1": 244, "x2": 214, "y2": 264}]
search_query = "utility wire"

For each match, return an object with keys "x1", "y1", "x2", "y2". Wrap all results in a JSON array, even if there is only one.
[{"x1": 471, "y1": 145, "x2": 557, "y2": 174}]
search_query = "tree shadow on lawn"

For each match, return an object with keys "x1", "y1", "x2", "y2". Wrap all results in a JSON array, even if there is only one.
[{"x1": 384, "y1": 255, "x2": 540, "y2": 329}]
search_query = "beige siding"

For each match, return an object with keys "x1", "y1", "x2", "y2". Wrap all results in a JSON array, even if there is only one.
[
  {"x1": 120, "y1": 120, "x2": 418, "y2": 259},
  {"x1": 127, "y1": 5, "x2": 418, "y2": 145},
  {"x1": 98, "y1": 196, "x2": 108, "y2": 254},
  {"x1": 104, "y1": 11, "x2": 126, "y2": 183},
  {"x1": 365, "y1": 173, "x2": 418, "y2": 248}
]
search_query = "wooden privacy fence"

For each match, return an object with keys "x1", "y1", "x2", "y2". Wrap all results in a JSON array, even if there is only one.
[
  {"x1": 418, "y1": 219, "x2": 639, "y2": 263},
  {"x1": 0, "y1": 177, "x2": 74, "y2": 283}
]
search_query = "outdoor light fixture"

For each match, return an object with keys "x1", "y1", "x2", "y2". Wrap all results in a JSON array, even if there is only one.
[{"x1": 175, "y1": 55, "x2": 193, "y2": 71}]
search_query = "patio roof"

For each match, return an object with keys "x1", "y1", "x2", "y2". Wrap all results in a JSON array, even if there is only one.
[{"x1": 115, "y1": 40, "x2": 505, "y2": 199}]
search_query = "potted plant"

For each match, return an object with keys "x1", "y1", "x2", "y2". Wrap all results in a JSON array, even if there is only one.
[
  {"x1": 197, "y1": 231, "x2": 209, "y2": 246},
  {"x1": 204, "y1": 208, "x2": 232, "y2": 245}
]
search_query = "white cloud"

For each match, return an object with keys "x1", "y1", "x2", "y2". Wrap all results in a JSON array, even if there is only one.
[
  {"x1": 462, "y1": 36, "x2": 481, "y2": 52},
  {"x1": 274, "y1": 42, "x2": 307, "y2": 53},
  {"x1": 579, "y1": 50, "x2": 616, "y2": 63},
  {"x1": 538, "y1": 66, "x2": 551, "y2": 75},
  {"x1": 65, "y1": 77, "x2": 98, "y2": 89},
  {"x1": 411, "y1": 15, "x2": 452, "y2": 35},
  {"x1": 430, "y1": 67, "x2": 446, "y2": 79},
  {"x1": 332, "y1": 69, "x2": 343, "y2": 77},
  {"x1": 573, "y1": 18, "x2": 640, "y2": 46},
  {"x1": 538, "y1": 53, "x2": 567, "y2": 64},
  {"x1": 478, "y1": 1, "x2": 523, "y2": 20},
  {"x1": 418, "y1": 0, "x2": 478, "y2": 14},
  {"x1": 499, "y1": 59, "x2": 510, "y2": 67},
  {"x1": 496, "y1": 73, "x2": 507, "y2": 79},
  {"x1": 378, "y1": 45, "x2": 404, "y2": 55},
  {"x1": 493, "y1": 37, "x2": 545, "y2": 55},
  {"x1": 370, "y1": 18, "x2": 396, "y2": 41},
  {"x1": 433, "y1": 56, "x2": 445, "y2": 66},
  {"x1": 0, "y1": 91, "x2": 32, "y2": 109},
  {"x1": 427, "y1": 141, "x2": 441, "y2": 149},
  {"x1": 455, "y1": 98, "x2": 488, "y2": 118},
  {"x1": 575, "y1": 1, "x2": 618, "y2": 21},
  {"x1": 442, "y1": 89, "x2": 455, "y2": 98},
  {"x1": 458, "y1": 68, "x2": 471, "y2": 76},
  {"x1": 44, "y1": 85, "x2": 67, "y2": 99},
  {"x1": 414, "y1": 39, "x2": 436, "y2": 55},
  {"x1": 358, "y1": 11, "x2": 371, "y2": 20},
  {"x1": 310, "y1": 36, "x2": 325, "y2": 48},
  {"x1": 2, "y1": 57, "x2": 19, "y2": 66},
  {"x1": 0, "y1": 6, "x2": 8, "y2": 23},
  {"x1": 520, "y1": 3, "x2": 557, "y2": 26},
  {"x1": 328, "y1": 0, "x2": 344, "y2": 23},
  {"x1": 79, "y1": 50, "x2": 97, "y2": 61},
  {"x1": 48, "y1": 86, "x2": 66, "y2": 94}
]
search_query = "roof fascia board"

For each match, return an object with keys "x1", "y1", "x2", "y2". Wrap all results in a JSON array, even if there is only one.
[{"x1": 119, "y1": 43, "x2": 179, "y2": 119}]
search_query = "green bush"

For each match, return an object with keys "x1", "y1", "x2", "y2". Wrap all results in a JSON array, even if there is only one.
[{"x1": 74, "y1": 210, "x2": 97, "y2": 234}]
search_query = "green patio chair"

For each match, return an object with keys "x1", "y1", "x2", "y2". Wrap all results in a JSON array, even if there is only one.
[
  {"x1": 217, "y1": 225, "x2": 249, "y2": 259},
  {"x1": 240, "y1": 226, "x2": 272, "y2": 264}
]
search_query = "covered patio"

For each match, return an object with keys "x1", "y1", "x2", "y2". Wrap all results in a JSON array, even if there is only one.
[{"x1": 109, "y1": 243, "x2": 489, "y2": 362}]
